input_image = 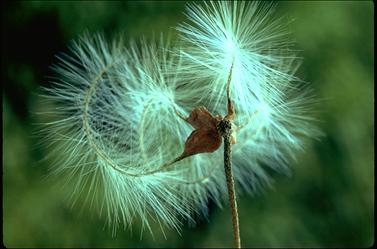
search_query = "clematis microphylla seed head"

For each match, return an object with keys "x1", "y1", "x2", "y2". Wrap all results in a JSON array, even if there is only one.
[
  {"x1": 41, "y1": 33, "x2": 231, "y2": 234},
  {"x1": 177, "y1": 1, "x2": 321, "y2": 191},
  {"x1": 177, "y1": 1, "x2": 299, "y2": 115},
  {"x1": 40, "y1": 1, "x2": 321, "y2": 235}
]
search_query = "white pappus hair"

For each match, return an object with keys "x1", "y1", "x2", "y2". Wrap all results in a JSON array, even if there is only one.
[
  {"x1": 177, "y1": 1, "x2": 321, "y2": 189},
  {"x1": 40, "y1": 1, "x2": 321, "y2": 236}
]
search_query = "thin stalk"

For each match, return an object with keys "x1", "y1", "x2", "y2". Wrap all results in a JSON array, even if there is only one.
[
  {"x1": 224, "y1": 134, "x2": 241, "y2": 249},
  {"x1": 218, "y1": 119, "x2": 241, "y2": 248},
  {"x1": 220, "y1": 59, "x2": 241, "y2": 248}
]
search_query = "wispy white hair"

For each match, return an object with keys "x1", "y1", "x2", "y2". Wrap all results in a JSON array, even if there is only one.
[
  {"x1": 41, "y1": 34, "x2": 230, "y2": 234},
  {"x1": 40, "y1": 1, "x2": 320, "y2": 235},
  {"x1": 177, "y1": 1, "x2": 321, "y2": 189}
]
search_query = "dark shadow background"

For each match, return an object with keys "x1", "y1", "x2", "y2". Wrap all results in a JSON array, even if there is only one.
[{"x1": 2, "y1": 1, "x2": 374, "y2": 248}]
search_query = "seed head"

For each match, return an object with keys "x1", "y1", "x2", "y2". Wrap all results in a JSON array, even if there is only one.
[{"x1": 41, "y1": 1, "x2": 321, "y2": 235}]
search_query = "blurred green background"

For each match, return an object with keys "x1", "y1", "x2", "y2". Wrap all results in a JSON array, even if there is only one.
[{"x1": 2, "y1": 1, "x2": 374, "y2": 248}]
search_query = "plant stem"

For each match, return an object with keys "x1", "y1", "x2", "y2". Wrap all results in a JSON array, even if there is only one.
[{"x1": 218, "y1": 119, "x2": 241, "y2": 248}]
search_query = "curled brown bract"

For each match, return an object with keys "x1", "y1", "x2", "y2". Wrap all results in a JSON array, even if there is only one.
[
  {"x1": 178, "y1": 98, "x2": 236, "y2": 161},
  {"x1": 180, "y1": 107, "x2": 223, "y2": 158}
]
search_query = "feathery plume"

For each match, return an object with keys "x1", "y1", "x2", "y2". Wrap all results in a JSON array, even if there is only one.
[
  {"x1": 177, "y1": 1, "x2": 321, "y2": 190},
  {"x1": 40, "y1": 1, "x2": 320, "y2": 238}
]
